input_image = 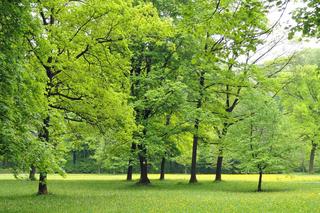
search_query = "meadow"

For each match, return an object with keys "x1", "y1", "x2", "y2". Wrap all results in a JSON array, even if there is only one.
[{"x1": 1, "y1": 174, "x2": 320, "y2": 213}]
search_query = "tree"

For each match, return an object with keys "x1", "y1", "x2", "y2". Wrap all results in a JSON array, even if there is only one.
[
  {"x1": 27, "y1": 0, "x2": 156, "y2": 194},
  {"x1": 177, "y1": 0, "x2": 272, "y2": 183},
  {"x1": 281, "y1": 64, "x2": 320, "y2": 173},
  {"x1": 226, "y1": 90, "x2": 295, "y2": 191},
  {"x1": 128, "y1": 27, "x2": 184, "y2": 184}
]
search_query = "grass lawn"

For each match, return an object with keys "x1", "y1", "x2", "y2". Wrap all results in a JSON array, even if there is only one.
[{"x1": 1, "y1": 173, "x2": 320, "y2": 212}]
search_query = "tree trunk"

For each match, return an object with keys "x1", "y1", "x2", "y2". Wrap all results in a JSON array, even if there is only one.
[
  {"x1": 159, "y1": 114, "x2": 170, "y2": 181},
  {"x1": 160, "y1": 157, "x2": 165, "y2": 180},
  {"x1": 138, "y1": 154, "x2": 150, "y2": 184},
  {"x1": 257, "y1": 170, "x2": 263, "y2": 192},
  {"x1": 37, "y1": 116, "x2": 49, "y2": 195},
  {"x1": 189, "y1": 133, "x2": 199, "y2": 183},
  {"x1": 189, "y1": 69, "x2": 204, "y2": 184},
  {"x1": 72, "y1": 150, "x2": 77, "y2": 165},
  {"x1": 127, "y1": 163, "x2": 133, "y2": 181},
  {"x1": 215, "y1": 155, "x2": 223, "y2": 181},
  {"x1": 214, "y1": 123, "x2": 229, "y2": 182},
  {"x1": 137, "y1": 145, "x2": 150, "y2": 184},
  {"x1": 126, "y1": 142, "x2": 136, "y2": 181},
  {"x1": 309, "y1": 142, "x2": 317, "y2": 174},
  {"x1": 38, "y1": 172, "x2": 48, "y2": 195},
  {"x1": 29, "y1": 165, "x2": 36, "y2": 181}
]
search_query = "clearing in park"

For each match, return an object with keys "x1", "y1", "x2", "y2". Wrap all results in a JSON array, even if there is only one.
[{"x1": 1, "y1": 174, "x2": 320, "y2": 213}]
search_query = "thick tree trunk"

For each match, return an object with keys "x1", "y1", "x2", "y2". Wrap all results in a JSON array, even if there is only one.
[
  {"x1": 38, "y1": 172, "x2": 48, "y2": 195},
  {"x1": 309, "y1": 142, "x2": 317, "y2": 174},
  {"x1": 189, "y1": 133, "x2": 199, "y2": 183},
  {"x1": 127, "y1": 163, "x2": 133, "y2": 181},
  {"x1": 138, "y1": 153, "x2": 150, "y2": 184},
  {"x1": 257, "y1": 170, "x2": 263, "y2": 192},
  {"x1": 137, "y1": 144, "x2": 150, "y2": 184},
  {"x1": 29, "y1": 165, "x2": 36, "y2": 181},
  {"x1": 215, "y1": 155, "x2": 223, "y2": 181},
  {"x1": 126, "y1": 142, "x2": 136, "y2": 181},
  {"x1": 160, "y1": 157, "x2": 165, "y2": 180}
]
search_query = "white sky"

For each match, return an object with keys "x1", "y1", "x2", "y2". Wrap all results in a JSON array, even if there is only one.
[{"x1": 253, "y1": 1, "x2": 320, "y2": 63}]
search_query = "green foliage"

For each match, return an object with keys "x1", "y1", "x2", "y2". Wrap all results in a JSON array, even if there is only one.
[
  {"x1": 0, "y1": 0, "x2": 46, "y2": 173},
  {"x1": 290, "y1": 0, "x2": 320, "y2": 38},
  {"x1": 227, "y1": 90, "x2": 297, "y2": 173},
  {"x1": 2, "y1": 0, "x2": 320, "y2": 191},
  {"x1": 281, "y1": 63, "x2": 320, "y2": 157}
]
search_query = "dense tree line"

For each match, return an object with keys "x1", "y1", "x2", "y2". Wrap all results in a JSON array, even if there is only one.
[{"x1": 1, "y1": 0, "x2": 320, "y2": 194}]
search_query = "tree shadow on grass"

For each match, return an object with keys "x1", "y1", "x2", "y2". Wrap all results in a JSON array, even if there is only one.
[
  {"x1": 158, "y1": 179, "x2": 295, "y2": 192},
  {"x1": 79, "y1": 179, "x2": 295, "y2": 193},
  {"x1": 0, "y1": 178, "x2": 297, "y2": 198}
]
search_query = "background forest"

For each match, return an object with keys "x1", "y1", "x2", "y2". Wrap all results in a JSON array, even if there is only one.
[{"x1": 1, "y1": 0, "x2": 320, "y2": 196}]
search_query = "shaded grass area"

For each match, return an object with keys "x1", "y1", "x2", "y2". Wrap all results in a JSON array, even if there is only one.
[{"x1": 1, "y1": 174, "x2": 320, "y2": 212}]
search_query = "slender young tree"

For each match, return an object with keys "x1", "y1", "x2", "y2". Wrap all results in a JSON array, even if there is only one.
[{"x1": 226, "y1": 90, "x2": 295, "y2": 192}]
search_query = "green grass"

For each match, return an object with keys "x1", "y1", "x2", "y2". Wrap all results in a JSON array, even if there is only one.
[{"x1": 1, "y1": 174, "x2": 320, "y2": 212}]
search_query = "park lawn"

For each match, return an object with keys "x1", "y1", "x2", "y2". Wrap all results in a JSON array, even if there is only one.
[{"x1": 1, "y1": 174, "x2": 320, "y2": 213}]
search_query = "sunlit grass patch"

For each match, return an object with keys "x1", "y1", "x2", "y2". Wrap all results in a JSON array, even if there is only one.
[{"x1": 1, "y1": 174, "x2": 320, "y2": 213}]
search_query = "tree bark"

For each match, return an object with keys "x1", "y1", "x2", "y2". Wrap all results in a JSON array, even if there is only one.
[
  {"x1": 189, "y1": 69, "x2": 204, "y2": 184},
  {"x1": 309, "y1": 142, "x2": 317, "y2": 174},
  {"x1": 137, "y1": 144, "x2": 150, "y2": 184},
  {"x1": 126, "y1": 142, "x2": 136, "y2": 181},
  {"x1": 72, "y1": 150, "x2": 77, "y2": 165},
  {"x1": 29, "y1": 165, "x2": 36, "y2": 181},
  {"x1": 38, "y1": 116, "x2": 49, "y2": 195},
  {"x1": 214, "y1": 123, "x2": 229, "y2": 182},
  {"x1": 257, "y1": 170, "x2": 263, "y2": 192},
  {"x1": 38, "y1": 172, "x2": 48, "y2": 195},
  {"x1": 127, "y1": 163, "x2": 133, "y2": 181},
  {"x1": 160, "y1": 157, "x2": 165, "y2": 180},
  {"x1": 215, "y1": 155, "x2": 223, "y2": 181},
  {"x1": 189, "y1": 133, "x2": 199, "y2": 183},
  {"x1": 138, "y1": 154, "x2": 150, "y2": 184},
  {"x1": 159, "y1": 114, "x2": 170, "y2": 181}
]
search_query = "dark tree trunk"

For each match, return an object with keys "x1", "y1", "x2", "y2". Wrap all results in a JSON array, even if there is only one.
[
  {"x1": 137, "y1": 144, "x2": 150, "y2": 184},
  {"x1": 126, "y1": 142, "x2": 136, "y2": 181},
  {"x1": 29, "y1": 165, "x2": 36, "y2": 181},
  {"x1": 138, "y1": 153, "x2": 150, "y2": 184},
  {"x1": 38, "y1": 116, "x2": 49, "y2": 195},
  {"x1": 309, "y1": 142, "x2": 317, "y2": 174},
  {"x1": 160, "y1": 157, "x2": 165, "y2": 180},
  {"x1": 38, "y1": 172, "x2": 48, "y2": 195},
  {"x1": 72, "y1": 150, "x2": 77, "y2": 165},
  {"x1": 159, "y1": 114, "x2": 170, "y2": 181},
  {"x1": 215, "y1": 155, "x2": 223, "y2": 181},
  {"x1": 189, "y1": 133, "x2": 199, "y2": 183},
  {"x1": 257, "y1": 170, "x2": 263, "y2": 192},
  {"x1": 214, "y1": 123, "x2": 229, "y2": 182},
  {"x1": 189, "y1": 70, "x2": 204, "y2": 184},
  {"x1": 127, "y1": 163, "x2": 133, "y2": 181},
  {"x1": 212, "y1": 81, "x2": 239, "y2": 182}
]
